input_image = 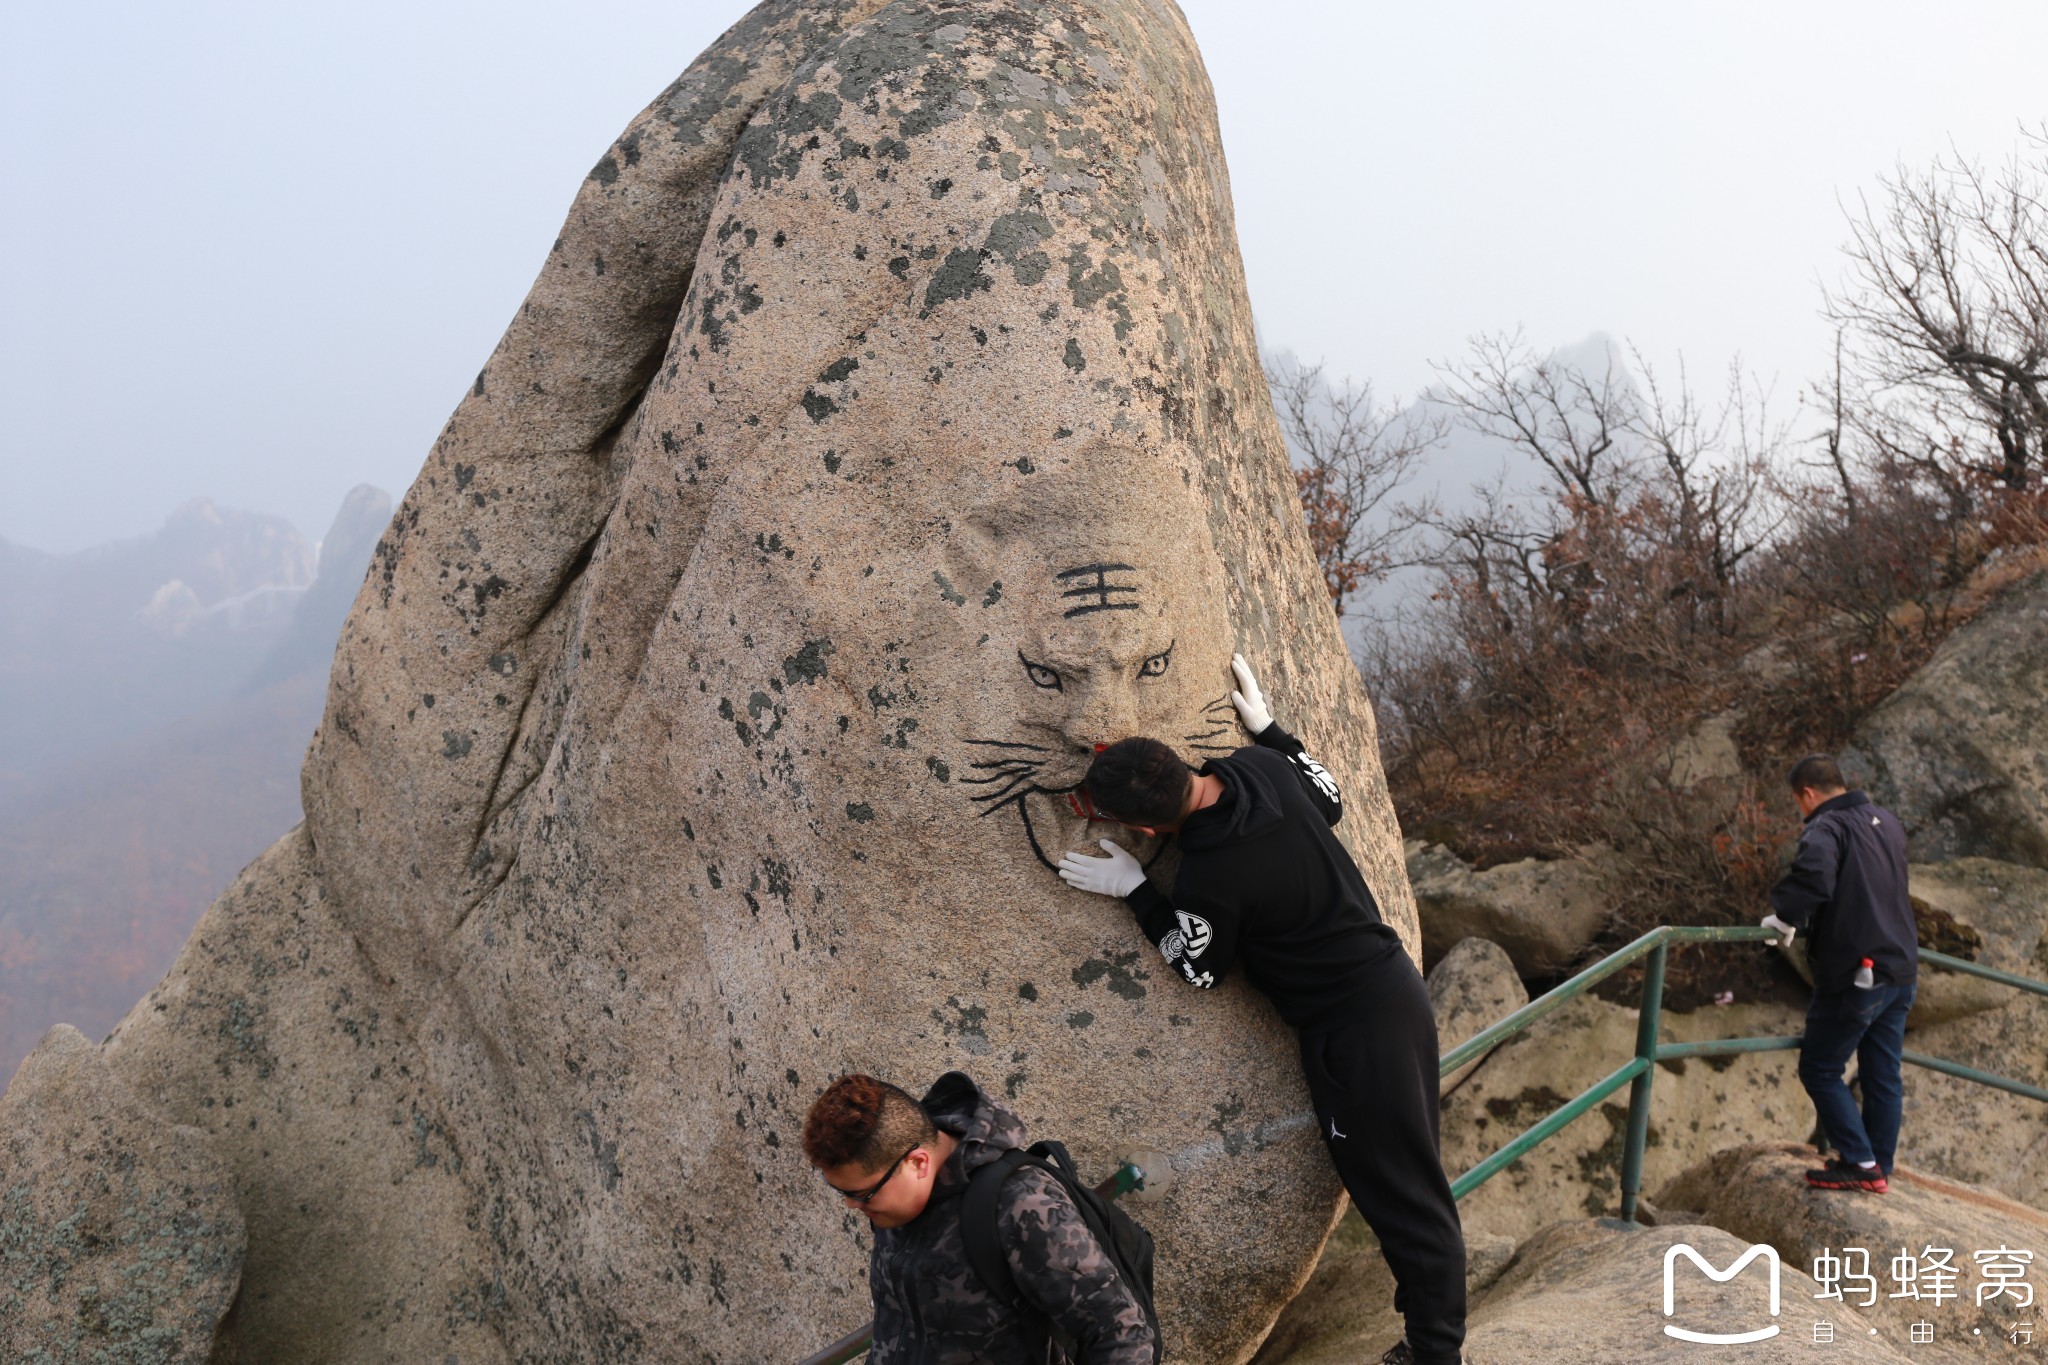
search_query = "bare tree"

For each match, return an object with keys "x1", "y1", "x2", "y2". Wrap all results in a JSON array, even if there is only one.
[
  {"x1": 1363, "y1": 140, "x2": 2048, "y2": 927},
  {"x1": 1828, "y1": 134, "x2": 2048, "y2": 490},
  {"x1": 1423, "y1": 333, "x2": 1785, "y2": 644},
  {"x1": 1266, "y1": 353, "x2": 1445, "y2": 614},
  {"x1": 1779, "y1": 329, "x2": 1980, "y2": 651},
  {"x1": 1629, "y1": 352, "x2": 1787, "y2": 633},
  {"x1": 1432, "y1": 329, "x2": 1638, "y2": 506}
]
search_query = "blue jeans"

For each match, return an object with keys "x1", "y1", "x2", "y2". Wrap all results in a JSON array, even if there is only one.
[{"x1": 1797, "y1": 981, "x2": 1916, "y2": 1171}]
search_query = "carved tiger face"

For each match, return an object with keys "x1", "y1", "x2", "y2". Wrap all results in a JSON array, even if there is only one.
[{"x1": 950, "y1": 476, "x2": 1241, "y2": 870}]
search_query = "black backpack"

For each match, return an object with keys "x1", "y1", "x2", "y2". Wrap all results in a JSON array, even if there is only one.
[{"x1": 959, "y1": 1140, "x2": 1163, "y2": 1363}]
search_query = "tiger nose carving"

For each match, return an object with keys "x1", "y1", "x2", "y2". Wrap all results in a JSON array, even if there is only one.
[{"x1": 1062, "y1": 687, "x2": 1135, "y2": 755}]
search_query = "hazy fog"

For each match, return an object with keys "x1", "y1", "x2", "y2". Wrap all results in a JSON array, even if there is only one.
[{"x1": 6, "y1": 0, "x2": 2048, "y2": 551}]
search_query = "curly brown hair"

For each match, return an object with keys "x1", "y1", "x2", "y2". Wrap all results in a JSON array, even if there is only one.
[{"x1": 802, "y1": 1074, "x2": 936, "y2": 1173}]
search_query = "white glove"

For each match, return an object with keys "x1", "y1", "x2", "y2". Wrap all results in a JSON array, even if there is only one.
[
  {"x1": 1058, "y1": 839, "x2": 1147, "y2": 898},
  {"x1": 1760, "y1": 913, "x2": 1796, "y2": 947},
  {"x1": 1230, "y1": 652, "x2": 1273, "y2": 736}
]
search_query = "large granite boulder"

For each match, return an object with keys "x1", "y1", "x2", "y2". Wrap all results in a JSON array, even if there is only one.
[
  {"x1": 1845, "y1": 569, "x2": 2048, "y2": 865},
  {"x1": 6, "y1": 2, "x2": 1414, "y2": 1361},
  {"x1": 1463, "y1": 1220, "x2": 1911, "y2": 1363},
  {"x1": 1427, "y1": 936, "x2": 1527, "y2": 1095},
  {"x1": 1658, "y1": 1143, "x2": 2048, "y2": 1363},
  {"x1": 1407, "y1": 841, "x2": 1617, "y2": 975},
  {"x1": 1, "y1": 1025, "x2": 244, "y2": 1362}
]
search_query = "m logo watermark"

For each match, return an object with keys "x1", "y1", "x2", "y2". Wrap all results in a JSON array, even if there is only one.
[{"x1": 1664, "y1": 1242, "x2": 1782, "y2": 1344}]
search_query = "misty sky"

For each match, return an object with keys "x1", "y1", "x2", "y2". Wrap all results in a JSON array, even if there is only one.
[{"x1": 6, "y1": 1, "x2": 2046, "y2": 553}]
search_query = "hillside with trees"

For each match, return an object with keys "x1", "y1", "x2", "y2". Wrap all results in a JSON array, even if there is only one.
[{"x1": 1280, "y1": 137, "x2": 2048, "y2": 1000}]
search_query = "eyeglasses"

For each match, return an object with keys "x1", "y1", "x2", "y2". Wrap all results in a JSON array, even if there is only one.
[{"x1": 827, "y1": 1146, "x2": 921, "y2": 1205}]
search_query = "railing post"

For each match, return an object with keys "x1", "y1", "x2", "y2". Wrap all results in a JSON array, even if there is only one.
[{"x1": 1618, "y1": 939, "x2": 1666, "y2": 1223}]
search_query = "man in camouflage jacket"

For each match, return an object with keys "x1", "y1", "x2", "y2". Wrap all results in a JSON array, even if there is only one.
[{"x1": 804, "y1": 1070, "x2": 1155, "y2": 1364}]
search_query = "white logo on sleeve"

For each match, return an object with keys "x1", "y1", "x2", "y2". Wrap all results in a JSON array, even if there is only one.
[
  {"x1": 1296, "y1": 754, "x2": 1340, "y2": 804},
  {"x1": 1159, "y1": 929, "x2": 1187, "y2": 963},
  {"x1": 1175, "y1": 910, "x2": 1213, "y2": 959}
]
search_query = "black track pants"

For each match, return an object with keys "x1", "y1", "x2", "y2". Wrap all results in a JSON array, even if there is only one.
[{"x1": 1299, "y1": 950, "x2": 1466, "y2": 1365}]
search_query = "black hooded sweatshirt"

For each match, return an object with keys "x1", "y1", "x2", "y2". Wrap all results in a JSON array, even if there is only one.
[{"x1": 1122, "y1": 723, "x2": 1404, "y2": 1032}]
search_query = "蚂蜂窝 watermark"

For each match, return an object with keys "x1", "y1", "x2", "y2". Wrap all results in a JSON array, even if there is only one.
[
  {"x1": 1664, "y1": 1242, "x2": 1783, "y2": 1344},
  {"x1": 1662, "y1": 1238, "x2": 2036, "y2": 1347}
]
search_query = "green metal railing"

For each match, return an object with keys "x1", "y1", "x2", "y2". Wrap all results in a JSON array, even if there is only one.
[
  {"x1": 1443, "y1": 925, "x2": 2048, "y2": 1221},
  {"x1": 804, "y1": 926, "x2": 2048, "y2": 1361}
]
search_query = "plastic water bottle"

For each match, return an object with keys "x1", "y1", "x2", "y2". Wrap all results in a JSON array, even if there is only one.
[{"x1": 1853, "y1": 957, "x2": 1876, "y2": 989}]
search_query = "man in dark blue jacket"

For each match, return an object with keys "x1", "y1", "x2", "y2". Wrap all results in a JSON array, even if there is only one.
[{"x1": 1761, "y1": 754, "x2": 1919, "y2": 1193}]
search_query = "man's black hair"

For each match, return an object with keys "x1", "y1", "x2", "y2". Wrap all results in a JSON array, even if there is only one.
[
  {"x1": 1788, "y1": 754, "x2": 1847, "y2": 793},
  {"x1": 1084, "y1": 738, "x2": 1193, "y2": 828}
]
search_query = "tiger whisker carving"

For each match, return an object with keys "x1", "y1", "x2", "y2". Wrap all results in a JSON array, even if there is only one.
[
  {"x1": 959, "y1": 767, "x2": 1042, "y2": 787},
  {"x1": 962, "y1": 757, "x2": 1048, "y2": 777},
  {"x1": 972, "y1": 781, "x2": 1039, "y2": 811}
]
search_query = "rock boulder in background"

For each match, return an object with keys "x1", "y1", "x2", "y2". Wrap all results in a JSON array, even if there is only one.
[
  {"x1": 1408, "y1": 841, "x2": 1617, "y2": 974},
  {"x1": 1428, "y1": 936, "x2": 1528, "y2": 1095},
  {"x1": 1906, "y1": 858, "x2": 2048, "y2": 1027},
  {"x1": 1893, "y1": 977, "x2": 2048, "y2": 1200},
  {"x1": 1846, "y1": 569, "x2": 2048, "y2": 866}
]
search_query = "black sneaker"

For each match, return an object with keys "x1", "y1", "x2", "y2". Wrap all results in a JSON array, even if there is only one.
[
  {"x1": 1378, "y1": 1342, "x2": 1466, "y2": 1365},
  {"x1": 1804, "y1": 1157, "x2": 1887, "y2": 1193}
]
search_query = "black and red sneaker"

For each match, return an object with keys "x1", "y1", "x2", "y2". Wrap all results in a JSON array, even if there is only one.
[{"x1": 1804, "y1": 1157, "x2": 1887, "y2": 1193}]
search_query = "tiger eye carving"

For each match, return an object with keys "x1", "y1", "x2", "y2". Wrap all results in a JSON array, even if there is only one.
[{"x1": 1018, "y1": 651, "x2": 1063, "y2": 690}]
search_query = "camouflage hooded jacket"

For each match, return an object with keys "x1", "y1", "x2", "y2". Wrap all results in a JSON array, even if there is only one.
[{"x1": 866, "y1": 1071, "x2": 1156, "y2": 1365}]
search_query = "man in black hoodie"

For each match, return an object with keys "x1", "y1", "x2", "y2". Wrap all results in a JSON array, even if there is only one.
[
  {"x1": 1760, "y1": 754, "x2": 1919, "y2": 1194},
  {"x1": 1058, "y1": 655, "x2": 1466, "y2": 1365},
  {"x1": 802, "y1": 1071, "x2": 1155, "y2": 1365}
]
